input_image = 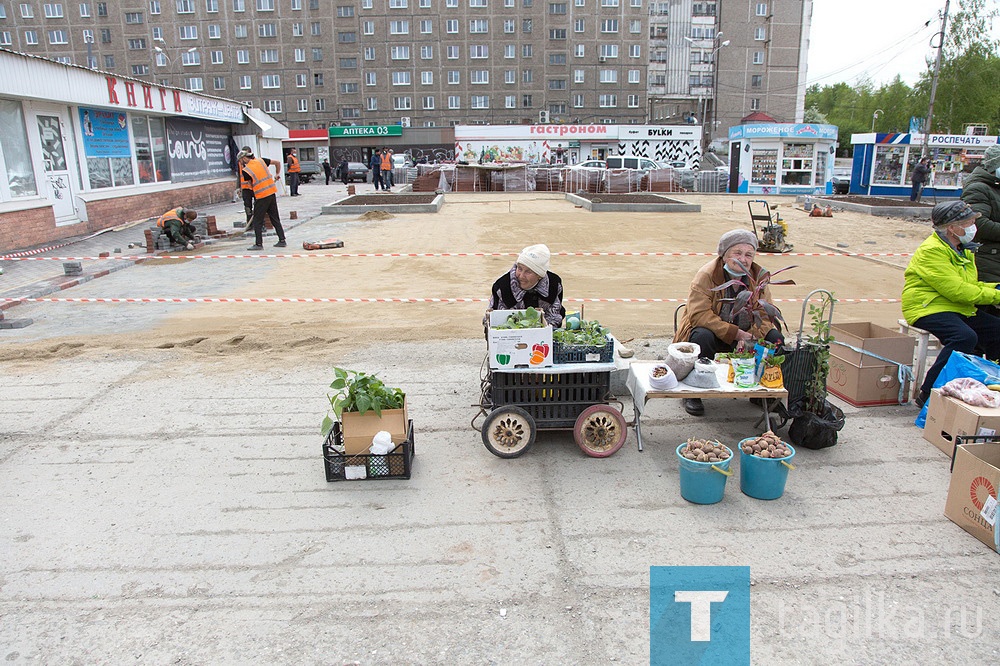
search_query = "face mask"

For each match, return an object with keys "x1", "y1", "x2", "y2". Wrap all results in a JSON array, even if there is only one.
[
  {"x1": 958, "y1": 224, "x2": 977, "y2": 245},
  {"x1": 724, "y1": 263, "x2": 747, "y2": 277}
]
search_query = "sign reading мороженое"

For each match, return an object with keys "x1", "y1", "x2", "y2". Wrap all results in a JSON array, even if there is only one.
[{"x1": 650, "y1": 566, "x2": 750, "y2": 666}]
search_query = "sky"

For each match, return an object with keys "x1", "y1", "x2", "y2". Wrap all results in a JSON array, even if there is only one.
[{"x1": 807, "y1": 0, "x2": 950, "y2": 87}]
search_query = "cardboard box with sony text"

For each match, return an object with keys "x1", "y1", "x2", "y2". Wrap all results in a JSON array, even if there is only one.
[
  {"x1": 923, "y1": 389, "x2": 1000, "y2": 457},
  {"x1": 488, "y1": 310, "x2": 553, "y2": 369},
  {"x1": 944, "y1": 441, "x2": 1000, "y2": 554}
]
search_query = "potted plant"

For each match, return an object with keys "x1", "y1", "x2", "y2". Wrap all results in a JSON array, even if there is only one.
[
  {"x1": 785, "y1": 299, "x2": 845, "y2": 449},
  {"x1": 322, "y1": 367, "x2": 408, "y2": 455},
  {"x1": 712, "y1": 265, "x2": 797, "y2": 333}
]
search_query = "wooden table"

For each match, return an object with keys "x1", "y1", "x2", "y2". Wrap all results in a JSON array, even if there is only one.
[{"x1": 626, "y1": 361, "x2": 789, "y2": 451}]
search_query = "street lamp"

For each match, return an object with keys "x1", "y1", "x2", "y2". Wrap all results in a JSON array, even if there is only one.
[
  {"x1": 153, "y1": 45, "x2": 198, "y2": 85},
  {"x1": 871, "y1": 108, "x2": 884, "y2": 132}
]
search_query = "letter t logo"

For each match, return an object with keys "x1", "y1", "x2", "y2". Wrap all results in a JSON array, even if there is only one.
[{"x1": 675, "y1": 591, "x2": 729, "y2": 641}]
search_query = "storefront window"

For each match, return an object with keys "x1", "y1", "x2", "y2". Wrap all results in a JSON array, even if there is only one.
[
  {"x1": 132, "y1": 115, "x2": 154, "y2": 184},
  {"x1": 0, "y1": 99, "x2": 39, "y2": 198},
  {"x1": 150, "y1": 116, "x2": 170, "y2": 182},
  {"x1": 873, "y1": 145, "x2": 905, "y2": 185},
  {"x1": 781, "y1": 142, "x2": 813, "y2": 186},
  {"x1": 751, "y1": 149, "x2": 777, "y2": 185}
]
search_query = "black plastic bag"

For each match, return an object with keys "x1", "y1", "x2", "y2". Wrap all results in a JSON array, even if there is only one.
[{"x1": 787, "y1": 399, "x2": 845, "y2": 450}]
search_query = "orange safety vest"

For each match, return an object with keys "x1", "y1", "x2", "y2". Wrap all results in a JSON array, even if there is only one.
[
  {"x1": 156, "y1": 207, "x2": 184, "y2": 228},
  {"x1": 287, "y1": 153, "x2": 301, "y2": 173},
  {"x1": 380, "y1": 153, "x2": 392, "y2": 170},
  {"x1": 239, "y1": 160, "x2": 253, "y2": 190},
  {"x1": 243, "y1": 158, "x2": 277, "y2": 199}
]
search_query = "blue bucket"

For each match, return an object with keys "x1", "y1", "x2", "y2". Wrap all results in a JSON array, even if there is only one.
[
  {"x1": 675, "y1": 443, "x2": 734, "y2": 505},
  {"x1": 738, "y1": 438, "x2": 796, "y2": 500}
]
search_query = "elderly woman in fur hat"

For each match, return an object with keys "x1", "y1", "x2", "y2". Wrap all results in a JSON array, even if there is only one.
[
  {"x1": 674, "y1": 229, "x2": 784, "y2": 416},
  {"x1": 485, "y1": 244, "x2": 565, "y2": 328}
]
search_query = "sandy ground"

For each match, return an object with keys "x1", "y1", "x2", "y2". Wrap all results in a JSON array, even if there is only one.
[{"x1": 5, "y1": 193, "x2": 996, "y2": 665}]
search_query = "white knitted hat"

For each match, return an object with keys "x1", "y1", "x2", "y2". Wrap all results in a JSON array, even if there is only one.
[{"x1": 517, "y1": 244, "x2": 551, "y2": 278}]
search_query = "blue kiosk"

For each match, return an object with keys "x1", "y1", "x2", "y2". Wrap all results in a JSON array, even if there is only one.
[{"x1": 727, "y1": 123, "x2": 839, "y2": 195}]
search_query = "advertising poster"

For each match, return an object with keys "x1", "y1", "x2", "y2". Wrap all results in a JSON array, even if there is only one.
[
  {"x1": 165, "y1": 118, "x2": 233, "y2": 182},
  {"x1": 79, "y1": 107, "x2": 131, "y2": 158}
]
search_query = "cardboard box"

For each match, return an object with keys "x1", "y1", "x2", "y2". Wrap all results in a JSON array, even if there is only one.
[
  {"x1": 944, "y1": 441, "x2": 1000, "y2": 554},
  {"x1": 826, "y1": 354, "x2": 909, "y2": 407},
  {"x1": 923, "y1": 389, "x2": 1000, "y2": 457},
  {"x1": 340, "y1": 399, "x2": 408, "y2": 455},
  {"x1": 487, "y1": 310, "x2": 553, "y2": 369},
  {"x1": 830, "y1": 322, "x2": 915, "y2": 367}
]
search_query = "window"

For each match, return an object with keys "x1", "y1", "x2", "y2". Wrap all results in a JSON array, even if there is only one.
[
  {"x1": 752, "y1": 51, "x2": 764, "y2": 65},
  {"x1": 297, "y1": 99, "x2": 308, "y2": 113},
  {"x1": 123, "y1": 10, "x2": 144, "y2": 23},
  {"x1": 80, "y1": 2, "x2": 91, "y2": 16},
  {"x1": 445, "y1": 19, "x2": 458, "y2": 33},
  {"x1": 127, "y1": 38, "x2": 147, "y2": 49},
  {"x1": 340, "y1": 82, "x2": 358, "y2": 93},
  {"x1": 599, "y1": 44, "x2": 618, "y2": 58},
  {"x1": 600, "y1": 19, "x2": 618, "y2": 32},
  {"x1": 549, "y1": 103, "x2": 565, "y2": 114},
  {"x1": 421, "y1": 71, "x2": 433, "y2": 84},
  {"x1": 293, "y1": 48, "x2": 305, "y2": 62},
  {"x1": 575, "y1": 44, "x2": 584, "y2": 57},
  {"x1": 471, "y1": 95, "x2": 488, "y2": 109},
  {"x1": 295, "y1": 73, "x2": 306, "y2": 86},
  {"x1": 393, "y1": 96, "x2": 411, "y2": 110},
  {"x1": 522, "y1": 69, "x2": 533, "y2": 83},
  {"x1": 310, "y1": 21, "x2": 320, "y2": 34},
  {"x1": 392, "y1": 71, "x2": 411, "y2": 85},
  {"x1": 389, "y1": 0, "x2": 407, "y2": 5},
  {"x1": 337, "y1": 4, "x2": 354, "y2": 15},
  {"x1": 262, "y1": 74, "x2": 280, "y2": 88},
  {"x1": 344, "y1": 106, "x2": 362, "y2": 117},
  {"x1": 260, "y1": 48, "x2": 278, "y2": 63},
  {"x1": 573, "y1": 93, "x2": 583, "y2": 107},
  {"x1": 315, "y1": 98, "x2": 326, "y2": 111},
  {"x1": 390, "y1": 45, "x2": 410, "y2": 59},
  {"x1": 312, "y1": 47, "x2": 323, "y2": 60},
  {"x1": 446, "y1": 45, "x2": 459, "y2": 59},
  {"x1": 630, "y1": 19, "x2": 641, "y2": 33},
  {"x1": 314, "y1": 72, "x2": 324, "y2": 85},
  {"x1": 292, "y1": 23, "x2": 303, "y2": 36},
  {"x1": 600, "y1": 0, "x2": 617, "y2": 5},
  {"x1": 100, "y1": 28, "x2": 111, "y2": 42},
  {"x1": 628, "y1": 69, "x2": 640, "y2": 83},
  {"x1": 390, "y1": 20, "x2": 409, "y2": 34},
  {"x1": 232, "y1": 0, "x2": 244, "y2": 9},
  {"x1": 19, "y1": 3, "x2": 34, "y2": 17},
  {"x1": 208, "y1": 24, "x2": 221, "y2": 38},
  {"x1": 420, "y1": 19, "x2": 432, "y2": 33},
  {"x1": 421, "y1": 45, "x2": 432, "y2": 59},
  {"x1": 264, "y1": 100, "x2": 281, "y2": 113},
  {"x1": 338, "y1": 31, "x2": 356, "y2": 43},
  {"x1": 82, "y1": 28, "x2": 94, "y2": 42},
  {"x1": 44, "y1": 3, "x2": 65, "y2": 17},
  {"x1": 257, "y1": 0, "x2": 275, "y2": 8},
  {"x1": 339, "y1": 57, "x2": 357, "y2": 68},
  {"x1": 629, "y1": 44, "x2": 640, "y2": 57},
  {"x1": 573, "y1": 69, "x2": 584, "y2": 83},
  {"x1": 0, "y1": 31, "x2": 13, "y2": 45},
  {"x1": 521, "y1": 94, "x2": 532, "y2": 107},
  {"x1": 470, "y1": 44, "x2": 488, "y2": 58},
  {"x1": 522, "y1": 44, "x2": 532, "y2": 57},
  {"x1": 549, "y1": 29, "x2": 566, "y2": 39},
  {"x1": 237, "y1": 49, "x2": 249, "y2": 63},
  {"x1": 548, "y1": 79, "x2": 566, "y2": 89},
  {"x1": 234, "y1": 25, "x2": 248, "y2": 38},
  {"x1": 505, "y1": 95, "x2": 516, "y2": 108},
  {"x1": 185, "y1": 77, "x2": 203, "y2": 91},
  {"x1": 549, "y1": 2, "x2": 565, "y2": 13},
  {"x1": 447, "y1": 70, "x2": 459, "y2": 84},
  {"x1": 213, "y1": 76, "x2": 225, "y2": 89},
  {"x1": 471, "y1": 70, "x2": 488, "y2": 84},
  {"x1": 549, "y1": 53, "x2": 566, "y2": 65},
  {"x1": 598, "y1": 94, "x2": 616, "y2": 107},
  {"x1": 363, "y1": 46, "x2": 375, "y2": 60},
  {"x1": 96, "y1": 2, "x2": 106, "y2": 15},
  {"x1": 155, "y1": 51, "x2": 168, "y2": 66},
  {"x1": 522, "y1": 18, "x2": 531, "y2": 32},
  {"x1": 750, "y1": 98, "x2": 760, "y2": 111},
  {"x1": 754, "y1": 26, "x2": 766, "y2": 41},
  {"x1": 503, "y1": 19, "x2": 514, "y2": 33},
  {"x1": 422, "y1": 95, "x2": 434, "y2": 109},
  {"x1": 182, "y1": 50, "x2": 200, "y2": 65},
  {"x1": 504, "y1": 44, "x2": 515, "y2": 58},
  {"x1": 751, "y1": 75, "x2": 762, "y2": 88},
  {"x1": 364, "y1": 97, "x2": 377, "y2": 111},
  {"x1": 470, "y1": 19, "x2": 488, "y2": 32},
  {"x1": 179, "y1": 26, "x2": 197, "y2": 40},
  {"x1": 103, "y1": 54, "x2": 114, "y2": 67},
  {"x1": 361, "y1": 0, "x2": 371, "y2": 6},
  {"x1": 25, "y1": 30, "x2": 39, "y2": 44},
  {"x1": 445, "y1": 0, "x2": 456, "y2": 5},
  {"x1": 574, "y1": 19, "x2": 585, "y2": 32},
  {"x1": 259, "y1": 23, "x2": 277, "y2": 37},
  {"x1": 206, "y1": 0, "x2": 218, "y2": 11},
  {"x1": 504, "y1": 70, "x2": 515, "y2": 83},
  {"x1": 365, "y1": 71, "x2": 376, "y2": 85},
  {"x1": 176, "y1": 0, "x2": 194, "y2": 11},
  {"x1": 756, "y1": 2, "x2": 767, "y2": 16},
  {"x1": 470, "y1": 0, "x2": 486, "y2": 5},
  {"x1": 627, "y1": 94, "x2": 639, "y2": 107}
]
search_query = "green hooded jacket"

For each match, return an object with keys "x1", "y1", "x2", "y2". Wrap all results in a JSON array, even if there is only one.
[
  {"x1": 901, "y1": 231, "x2": 1000, "y2": 325},
  {"x1": 961, "y1": 166, "x2": 1000, "y2": 282}
]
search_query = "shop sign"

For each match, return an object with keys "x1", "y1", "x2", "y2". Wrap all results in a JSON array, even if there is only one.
[
  {"x1": 928, "y1": 134, "x2": 999, "y2": 147},
  {"x1": 528, "y1": 124, "x2": 610, "y2": 136},
  {"x1": 729, "y1": 124, "x2": 838, "y2": 141},
  {"x1": 79, "y1": 107, "x2": 131, "y2": 158},
  {"x1": 620, "y1": 126, "x2": 701, "y2": 140},
  {"x1": 329, "y1": 125, "x2": 403, "y2": 137},
  {"x1": 103, "y1": 75, "x2": 244, "y2": 122},
  {"x1": 166, "y1": 118, "x2": 233, "y2": 182}
]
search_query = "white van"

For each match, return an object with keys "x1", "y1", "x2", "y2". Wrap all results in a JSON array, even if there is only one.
[{"x1": 604, "y1": 156, "x2": 663, "y2": 170}]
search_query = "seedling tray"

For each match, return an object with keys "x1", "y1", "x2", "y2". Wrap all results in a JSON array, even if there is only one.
[
  {"x1": 553, "y1": 336, "x2": 614, "y2": 364},
  {"x1": 322, "y1": 419, "x2": 415, "y2": 482}
]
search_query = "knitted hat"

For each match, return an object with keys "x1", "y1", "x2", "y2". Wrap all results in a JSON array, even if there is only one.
[
  {"x1": 931, "y1": 200, "x2": 980, "y2": 228},
  {"x1": 717, "y1": 229, "x2": 758, "y2": 257},
  {"x1": 517, "y1": 244, "x2": 551, "y2": 278},
  {"x1": 983, "y1": 145, "x2": 1000, "y2": 173}
]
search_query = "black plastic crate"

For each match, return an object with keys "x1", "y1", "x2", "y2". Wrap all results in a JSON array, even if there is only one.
[
  {"x1": 490, "y1": 370, "x2": 611, "y2": 428},
  {"x1": 553, "y1": 336, "x2": 614, "y2": 364},
  {"x1": 322, "y1": 419, "x2": 415, "y2": 482}
]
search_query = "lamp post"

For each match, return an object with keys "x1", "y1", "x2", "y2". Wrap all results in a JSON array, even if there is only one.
[
  {"x1": 153, "y1": 44, "x2": 198, "y2": 86},
  {"x1": 871, "y1": 108, "x2": 884, "y2": 132},
  {"x1": 707, "y1": 34, "x2": 730, "y2": 152}
]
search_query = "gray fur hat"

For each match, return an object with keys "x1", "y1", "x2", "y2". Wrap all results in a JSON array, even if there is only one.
[{"x1": 717, "y1": 229, "x2": 758, "y2": 257}]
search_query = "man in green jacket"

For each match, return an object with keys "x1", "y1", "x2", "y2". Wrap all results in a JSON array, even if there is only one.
[
  {"x1": 961, "y1": 144, "x2": 1000, "y2": 284},
  {"x1": 902, "y1": 200, "x2": 1000, "y2": 407}
]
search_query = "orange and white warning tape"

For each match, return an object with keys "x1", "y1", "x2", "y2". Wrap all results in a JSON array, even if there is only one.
[
  {"x1": 2, "y1": 251, "x2": 913, "y2": 261},
  {"x1": 0, "y1": 296, "x2": 902, "y2": 304}
]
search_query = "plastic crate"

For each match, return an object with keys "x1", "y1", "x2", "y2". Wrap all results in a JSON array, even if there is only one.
[
  {"x1": 490, "y1": 370, "x2": 611, "y2": 428},
  {"x1": 322, "y1": 419, "x2": 415, "y2": 482},
  {"x1": 552, "y1": 336, "x2": 614, "y2": 364}
]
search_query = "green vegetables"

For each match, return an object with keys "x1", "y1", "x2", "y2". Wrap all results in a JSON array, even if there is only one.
[
  {"x1": 322, "y1": 367, "x2": 405, "y2": 435},
  {"x1": 493, "y1": 307, "x2": 545, "y2": 329},
  {"x1": 553, "y1": 318, "x2": 609, "y2": 347}
]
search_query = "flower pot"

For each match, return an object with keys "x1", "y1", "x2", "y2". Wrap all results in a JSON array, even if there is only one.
[
  {"x1": 760, "y1": 365, "x2": 784, "y2": 389},
  {"x1": 731, "y1": 358, "x2": 757, "y2": 388}
]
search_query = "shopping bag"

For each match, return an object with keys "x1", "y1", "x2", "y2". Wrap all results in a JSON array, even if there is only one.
[{"x1": 915, "y1": 352, "x2": 1000, "y2": 427}]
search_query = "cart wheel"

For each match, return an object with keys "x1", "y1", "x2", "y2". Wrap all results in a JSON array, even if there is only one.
[
  {"x1": 573, "y1": 405, "x2": 627, "y2": 458},
  {"x1": 482, "y1": 406, "x2": 536, "y2": 458}
]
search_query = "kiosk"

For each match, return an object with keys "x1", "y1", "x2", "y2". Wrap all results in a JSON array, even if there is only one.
[{"x1": 727, "y1": 123, "x2": 839, "y2": 195}]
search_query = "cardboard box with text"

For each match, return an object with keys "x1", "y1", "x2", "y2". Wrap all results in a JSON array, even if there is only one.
[
  {"x1": 923, "y1": 389, "x2": 1000, "y2": 457},
  {"x1": 944, "y1": 441, "x2": 1000, "y2": 554}
]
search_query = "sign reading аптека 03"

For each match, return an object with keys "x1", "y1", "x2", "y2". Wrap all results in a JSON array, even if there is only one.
[{"x1": 329, "y1": 125, "x2": 403, "y2": 138}]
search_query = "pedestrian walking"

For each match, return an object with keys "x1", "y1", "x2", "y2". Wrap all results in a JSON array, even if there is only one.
[
  {"x1": 369, "y1": 151, "x2": 383, "y2": 191},
  {"x1": 286, "y1": 148, "x2": 301, "y2": 197},
  {"x1": 322, "y1": 159, "x2": 332, "y2": 185}
]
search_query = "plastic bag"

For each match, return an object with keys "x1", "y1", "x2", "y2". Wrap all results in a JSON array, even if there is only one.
[
  {"x1": 940, "y1": 378, "x2": 1000, "y2": 408},
  {"x1": 648, "y1": 364, "x2": 679, "y2": 390},
  {"x1": 370, "y1": 430, "x2": 395, "y2": 455},
  {"x1": 915, "y1": 352, "x2": 1000, "y2": 427},
  {"x1": 665, "y1": 342, "x2": 700, "y2": 380},
  {"x1": 684, "y1": 358, "x2": 721, "y2": 388},
  {"x1": 787, "y1": 399, "x2": 845, "y2": 450}
]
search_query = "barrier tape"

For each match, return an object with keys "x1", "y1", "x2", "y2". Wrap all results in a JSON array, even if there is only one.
[
  {"x1": 0, "y1": 296, "x2": 903, "y2": 304},
  {"x1": 1, "y1": 251, "x2": 914, "y2": 261}
]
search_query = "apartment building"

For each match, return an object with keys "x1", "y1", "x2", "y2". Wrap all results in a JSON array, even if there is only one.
[{"x1": 0, "y1": 0, "x2": 653, "y2": 129}]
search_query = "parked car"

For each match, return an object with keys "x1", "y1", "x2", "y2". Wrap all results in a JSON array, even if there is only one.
[
  {"x1": 569, "y1": 159, "x2": 606, "y2": 170},
  {"x1": 392, "y1": 154, "x2": 413, "y2": 169},
  {"x1": 604, "y1": 156, "x2": 663, "y2": 171},
  {"x1": 832, "y1": 166, "x2": 852, "y2": 194},
  {"x1": 286, "y1": 160, "x2": 321, "y2": 184},
  {"x1": 344, "y1": 162, "x2": 369, "y2": 183}
]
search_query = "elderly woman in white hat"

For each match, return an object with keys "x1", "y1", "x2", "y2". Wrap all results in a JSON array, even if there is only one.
[
  {"x1": 674, "y1": 228, "x2": 784, "y2": 416},
  {"x1": 486, "y1": 244, "x2": 565, "y2": 328}
]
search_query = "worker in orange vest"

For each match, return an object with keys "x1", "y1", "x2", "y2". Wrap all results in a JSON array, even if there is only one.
[
  {"x1": 238, "y1": 146, "x2": 287, "y2": 251},
  {"x1": 286, "y1": 148, "x2": 301, "y2": 197},
  {"x1": 237, "y1": 150, "x2": 256, "y2": 228},
  {"x1": 156, "y1": 207, "x2": 198, "y2": 250},
  {"x1": 379, "y1": 148, "x2": 393, "y2": 190}
]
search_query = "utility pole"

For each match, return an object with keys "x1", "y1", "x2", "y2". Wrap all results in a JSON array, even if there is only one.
[{"x1": 923, "y1": 0, "x2": 950, "y2": 157}]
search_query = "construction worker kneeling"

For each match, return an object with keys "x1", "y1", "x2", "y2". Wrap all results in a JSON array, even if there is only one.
[{"x1": 157, "y1": 207, "x2": 199, "y2": 250}]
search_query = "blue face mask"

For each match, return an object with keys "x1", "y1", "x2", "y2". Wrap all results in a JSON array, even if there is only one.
[{"x1": 724, "y1": 263, "x2": 747, "y2": 277}]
